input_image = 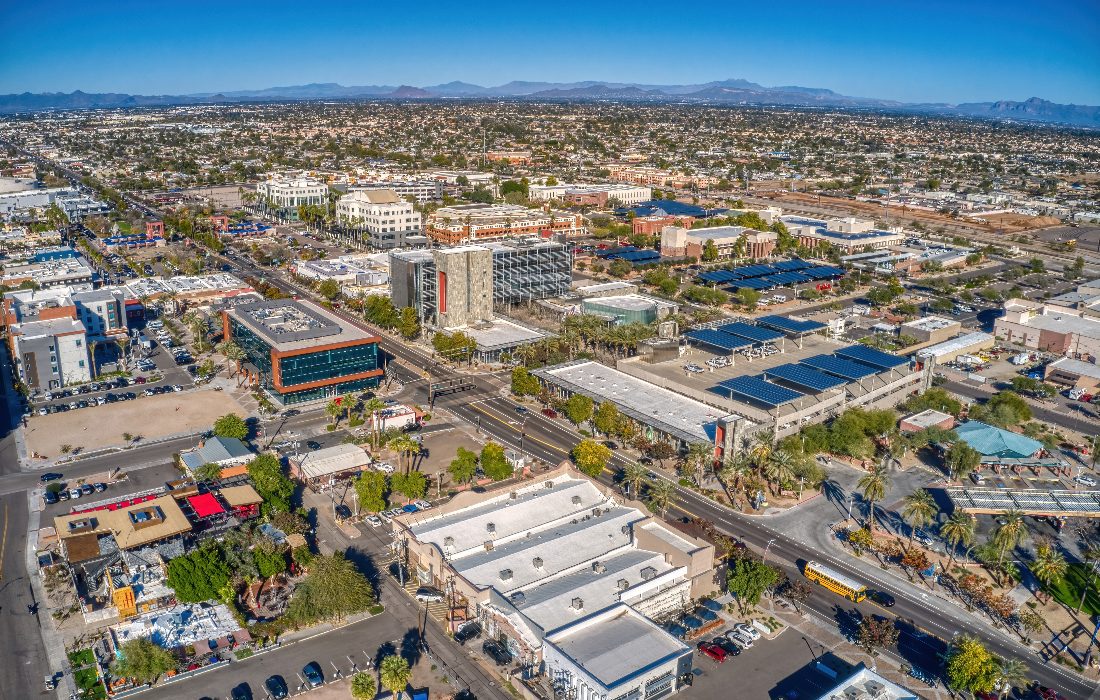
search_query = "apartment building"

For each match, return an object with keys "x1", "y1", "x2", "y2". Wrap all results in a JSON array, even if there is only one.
[
  {"x1": 529, "y1": 183, "x2": 652, "y2": 206},
  {"x1": 660, "y1": 225, "x2": 777, "y2": 259},
  {"x1": 255, "y1": 174, "x2": 328, "y2": 220},
  {"x1": 426, "y1": 203, "x2": 585, "y2": 245},
  {"x1": 606, "y1": 165, "x2": 716, "y2": 189},
  {"x1": 10, "y1": 317, "x2": 91, "y2": 390},
  {"x1": 335, "y1": 189, "x2": 422, "y2": 249}
]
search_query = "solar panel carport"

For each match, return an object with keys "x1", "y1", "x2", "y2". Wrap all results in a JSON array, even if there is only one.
[
  {"x1": 714, "y1": 376, "x2": 805, "y2": 407},
  {"x1": 761, "y1": 272, "x2": 811, "y2": 286},
  {"x1": 764, "y1": 363, "x2": 847, "y2": 392},
  {"x1": 757, "y1": 315, "x2": 827, "y2": 334},
  {"x1": 726, "y1": 278, "x2": 773, "y2": 290},
  {"x1": 771, "y1": 259, "x2": 812, "y2": 271},
  {"x1": 684, "y1": 329, "x2": 752, "y2": 353},
  {"x1": 835, "y1": 345, "x2": 909, "y2": 370},
  {"x1": 945, "y1": 487, "x2": 1100, "y2": 517},
  {"x1": 717, "y1": 322, "x2": 784, "y2": 344},
  {"x1": 801, "y1": 354, "x2": 878, "y2": 380}
]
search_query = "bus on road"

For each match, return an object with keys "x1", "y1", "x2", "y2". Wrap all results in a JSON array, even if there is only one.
[{"x1": 803, "y1": 561, "x2": 867, "y2": 602}]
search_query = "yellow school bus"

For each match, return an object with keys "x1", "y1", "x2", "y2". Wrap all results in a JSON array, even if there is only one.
[{"x1": 804, "y1": 561, "x2": 867, "y2": 602}]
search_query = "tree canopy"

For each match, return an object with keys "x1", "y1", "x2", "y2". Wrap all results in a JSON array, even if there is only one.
[
  {"x1": 391, "y1": 471, "x2": 428, "y2": 500},
  {"x1": 480, "y1": 442, "x2": 513, "y2": 481},
  {"x1": 592, "y1": 401, "x2": 620, "y2": 436},
  {"x1": 511, "y1": 366, "x2": 540, "y2": 396},
  {"x1": 726, "y1": 558, "x2": 780, "y2": 614},
  {"x1": 110, "y1": 638, "x2": 176, "y2": 684},
  {"x1": 572, "y1": 439, "x2": 612, "y2": 478},
  {"x1": 166, "y1": 540, "x2": 231, "y2": 603},
  {"x1": 447, "y1": 447, "x2": 478, "y2": 485},
  {"x1": 355, "y1": 470, "x2": 389, "y2": 513},
  {"x1": 944, "y1": 635, "x2": 999, "y2": 694},
  {"x1": 563, "y1": 394, "x2": 594, "y2": 427},
  {"x1": 247, "y1": 453, "x2": 295, "y2": 514},
  {"x1": 287, "y1": 552, "x2": 375, "y2": 624},
  {"x1": 212, "y1": 413, "x2": 249, "y2": 440}
]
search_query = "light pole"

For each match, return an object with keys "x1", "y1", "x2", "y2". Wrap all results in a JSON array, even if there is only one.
[
  {"x1": 763, "y1": 538, "x2": 776, "y2": 564},
  {"x1": 847, "y1": 494, "x2": 855, "y2": 524}
]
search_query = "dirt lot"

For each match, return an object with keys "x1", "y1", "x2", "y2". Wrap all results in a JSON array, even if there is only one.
[{"x1": 25, "y1": 389, "x2": 246, "y2": 459}]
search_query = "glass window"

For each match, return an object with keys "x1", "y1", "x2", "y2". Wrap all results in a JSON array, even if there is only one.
[{"x1": 279, "y1": 343, "x2": 378, "y2": 387}]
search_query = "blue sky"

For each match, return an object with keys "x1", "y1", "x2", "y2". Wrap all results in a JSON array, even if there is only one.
[{"x1": 2, "y1": 0, "x2": 1098, "y2": 104}]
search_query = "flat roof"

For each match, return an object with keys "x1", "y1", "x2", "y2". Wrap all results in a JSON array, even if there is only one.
[
  {"x1": 915, "y1": 332, "x2": 994, "y2": 359},
  {"x1": 582, "y1": 295, "x2": 676, "y2": 312},
  {"x1": 533, "y1": 361, "x2": 739, "y2": 444},
  {"x1": 226, "y1": 297, "x2": 374, "y2": 351},
  {"x1": 901, "y1": 315, "x2": 958, "y2": 331},
  {"x1": 816, "y1": 666, "x2": 918, "y2": 700},
  {"x1": 901, "y1": 409, "x2": 954, "y2": 430},
  {"x1": 944, "y1": 486, "x2": 1100, "y2": 517},
  {"x1": 295, "y1": 443, "x2": 371, "y2": 479},
  {"x1": 1016, "y1": 310, "x2": 1100, "y2": 340},
  {"x1": 464, "y1": 318, "x2": 550, "y2": 352},
  {"x1": 1047, "y1": 357, "x2": 1100, "y2": 380},
  {"x1": 545, "y1": 605, "x2": 689, "y2": 689},
  {"x1": 55, "y1": 495, "x2": 192, "y2": 550},
  {"x1": 219, "y1": 484, "x2": 263, "y2": 507}
]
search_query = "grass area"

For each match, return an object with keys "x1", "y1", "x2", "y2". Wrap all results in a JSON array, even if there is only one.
[
  {"x1": 1045, "y1": 563, "x2": 1100, "y2": 615},
  {"x1": 73, "y1": 665, "x2": 106, "y2": 699},
  {"x1": 68, "y1": 647, "x2": 95, "y2": 668}
]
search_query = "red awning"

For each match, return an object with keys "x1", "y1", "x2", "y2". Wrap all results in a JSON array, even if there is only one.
[{"x1": 187, "y1": 493, "x2": 225, "y2": 519}]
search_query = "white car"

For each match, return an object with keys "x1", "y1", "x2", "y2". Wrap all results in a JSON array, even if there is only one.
[
  {"x1": 374, "y1": 462, "x2": 395, "y2": 474},
  {"x1": 414, "y1": 500, "x2": 432, "y2": 510},
  {"x1": 1074, "y1": 475, "x2": 1098, "y2": 487},
  {"x1": 366, "y1": 515, "x2": 383, "y2": 528},
  {"x1": 684, "y1": 364, "x2": 705, "y2": 374},
  {"x1": 734, "y1": 623, "x2": 761, "y2": 641}
]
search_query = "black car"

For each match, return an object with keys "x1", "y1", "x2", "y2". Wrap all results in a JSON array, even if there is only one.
[
  {"x1": 40, "y1": 472, "x2": 63, "y2": 483},
  {"x1": 264, "y1": 675, "x2": 289, "y2": 700},
  {"x1": 455, "y1": 622, "x2": 482, "y2": 644},
  {"x1": 306, "y1": 441, "x2": 321, "y2": 450},
  {"x1": 230, "y1": 683, "x2": 253, "y2": 700},
  {"x1": 712, "y1": 637, "x2": 741, "y2": 656},
  {"x1": 80, "y1": 484, "x2": 94, "y2": 496},
  {"x1": 335, "y1": 504, "x2": 352, "y2": 520},
  {"x1": 869, "y1": 590, "x2": 895, "y2": 607},
  {"x1": 302, "y1": 661, "x2": 324, "y2": 688},
  {"x1": 482, "y1": 639, "x2": 512, "y2": 666},
  {"x1": 43, "y1": 491, "x2": 59, "y2": 505}
]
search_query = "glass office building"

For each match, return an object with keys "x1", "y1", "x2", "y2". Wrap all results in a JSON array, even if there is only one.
[{"x1": 223, "y1": 298, "x2": 382, "y2": 405}]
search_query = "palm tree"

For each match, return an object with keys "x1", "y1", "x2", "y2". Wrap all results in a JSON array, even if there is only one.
[
  {"x1": 764, "y1": 449, "x2": 796, "y2": 495},
  {"x1": 856, "y1": 460, "x2": 891, "y2": 532},
  {"x1": 362, "y1": 397, "x2": 387, "y2": 449},
  {"x1": 992, "y1": 510, "x2": 1028, "y2": 575},
  {"x1": 679, "y1": 443, "x2": 712, "y2": 486},
  {"x1": 379, "y1": 655, "x2": 411, "y2": 700},
  {"x1": 901, "y1": 489, "x2": 938, "y2": 551},
  {"x1": 622, "y1": 463, "x2": 648, "y2": 497},
  {"x1": 940, "y1": 511, "x2": 976, "y2": 571},
  {"x1": 1031, "y1": 541, "x2": 1068, "y2": 603},
  {"x1": 718, "y1": 455, "x2": 752, "y2": 509},
  {"x1": 389, "y1": 435, "x2": 421, "y2": 474},
  {"x1": 992, "y1": 656, "x2": 1030, "y2": 699},
  {"x1": 88, "y1": 340, "x2": 98, "y2": 380},
  {"x1": 1077, "y1": 546, "x2": 1100, "y2": 613},
  {"x1": 325, "y1": 399, "x2": 344, "y2": 427},
  {"x1": 645, "y1": 478, "x2": 676, "y2": 516},
  {"x1": 115, "y1": 335, "x2": 130, "y2": 371}
]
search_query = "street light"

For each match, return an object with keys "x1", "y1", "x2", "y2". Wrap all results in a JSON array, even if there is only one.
[{"x1": 763, "y1": 538, "x2": 776, "y2": 564}]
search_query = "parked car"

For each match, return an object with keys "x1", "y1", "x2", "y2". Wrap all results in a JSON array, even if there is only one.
[
  {"x1": 366, "y1": 515, "x2": 383, "y2": 528},
  {"x1": 726, "y1": 629, "x2": 754, "y2": 648},
  {"x1": 302, "y1": 662, "x2": 324, "y2": 688},
  {"x1": 68, "y1": 488, "x2": 82, "y2": 499},
  {"x1": 39, "y1": 472, "x2": 63, "y2": 483},
  {"x1": 696, "y1": 641, "x2": 727, "y2": 663},
  {"x1": 80, "y1": 484, "x2": 94, "y2": 496},
  {"x1": 264, "y1": 675, "x2": 289, "y2": 700},
  {"x1": 1074, "y1": 474, "x2": 1098, "y2": 487},
  {"x1": 482, "y1": 639, "x2": 512, "y2": 666},
  {"x1": 43, "y1": 491, "x2": 58, "y2": 505},
  {"x1": 415, "y1": 586, "x2": 444, "y2": 602},
  {"x1": 57, "y1": 490, "x2": 69, "y2": 501},
  {"x1": 733, "y1": 623, "x2": 761, "y2": 641},
  {"x1": 414, "y1": 500, "x2": 432, "y2": 510},
  {"x1": 454, "y1": 622, "x2": 482, "y2": 644},
  {"x1": 334, "y1": 504, "x2": 352, "y2": 520},
  {"x1": 969, "y1": 472, "x2": 986, "y2": 485},
  {"x1": 230, "y1": 683, "x2": 253, "y2": 700},
  {"x1": 712, "y1": 637, "x2": 741, "y2": 656},
  {"x1": 541, "y1": 408, "x2": 558, "y2": 418},
  {"x1": 93, "y1": 483, "x2": 107, "y2": 493}
]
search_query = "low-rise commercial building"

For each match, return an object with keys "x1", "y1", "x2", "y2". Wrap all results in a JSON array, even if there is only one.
[
  {"x1": 179, "y1": 436, "x2": 254, "y2": 474},
  {"x1": 900, "y1": 316, "x2": 961, "y2": 344},
  {"x1": 288, "y1": 443, "x2": 371, "y2": 483},
  {"x1": 9, "y1": 316, "x2": 90, "y2": 390},
  {"x1": 0, "y1": 256, "x2": 95, "y2": 289},
  {"x1": 426, "y1": 204, "x2": 585, "y2": 245},
  {"x1": 781, "y1": 216, "x2": 905, "y2": 254},
  {"x1": 1044, "y1": 357, "x2": 1100, "y2": 390},
  {"x1": 914, "y1": 332, "x2": 995, "y2": 366},
  {"x1": 256, "y1": 174, "x2": 329, "y2": 220},
  {"x1": 351, "y1": 180, "x2": 442, "y2": 203},
  {"x1": 660, "y1": 225, "x2": 776, "y2": 259},
  {"x1": 529, "y1": 183, "x2": 652, "y2": 206},
  {"x1": 994, "y1": 299, "x2": 1100, "y2": 359},
  {"x1": 632, "y1": 215, "x2": 695, "y2": 237},
  {"x1": 899, "y1": 409, "x2": 955, "y2": 434},
  {"x1": 581, "y1": 295, "x2": 678, "y2": 326},
  {"x1": 292, "y1": 255, "x2": 389, "y2": 289},
  {"x1": 222, "y1": 298, "x2": 382, "y2": 405},
  {"x1": 816, "y1": 664, "x2": 918, "y2": 700}
]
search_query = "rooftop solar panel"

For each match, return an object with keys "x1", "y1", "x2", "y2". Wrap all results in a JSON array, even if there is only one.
[
  {"x1": 801, "y1": 354, "x2": 878, "y2": 380},
  {"x1": 714, "y1": 376, "x2": 805, "y2": 407},
  {"x1": 717, "y1": 322, "x2": 785, "y2": 343},
  {"x1": 734, "y1": 264, "x2": 778, "y2": 279},
  {"x1": 699, "y1": 270, "x2": 739, "y2": 283},
  {"x1": 757, "y1": 315, "x2": 828, "y2": 334},
  {"x1": 761, "y1": 272, "x2": 812, "y2": 286},
  {"x1": 727, "y1": 278, "x2": 773, "y2": 290},
  {"x1": 835, "y1": 344, "x2": 909, "y2": 370},
  {"x1": 771, "y1": 259, "x2": 812, "y2": 271},
  {"x1": 764, "y1": 363, "x2": 847, "y2": 392},
  {"x1": 684, "y1": 329, "x2": 752, "y2": 351}
]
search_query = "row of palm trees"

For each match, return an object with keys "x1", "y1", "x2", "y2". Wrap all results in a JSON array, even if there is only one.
[{"x1": 621, "y1": 463, "x2": 677, "y2": 515}]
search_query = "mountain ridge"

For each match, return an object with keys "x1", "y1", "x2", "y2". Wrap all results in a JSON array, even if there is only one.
[{"x1": 0, "y1": 80, "x2": 1095, "y2": 127}]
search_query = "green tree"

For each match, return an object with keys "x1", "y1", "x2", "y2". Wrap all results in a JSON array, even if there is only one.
[
  {"x1": 391, "y1": 471, "x2": 428, "y2": 500},
  {"x1": 970, "y1": 392, "x2": 1031, "y2": 427},
  {"x1": 572, "y1": 439, "x2": 612, "y2": 478},
  {"x1": 941, "y1": 511, "x2": 976, "y2": 570},
  {"x1": 621, "y1": 463, "x2": 648, "y2": 497},
  {"x1": 702, "y1": 239, "x2": 719, "y2": 262},
  {"x1": 726, "y1": 558, "x2": 780, "y2": 614},
  {"x1": 354, "y1": 470, "x2": 388, "y2": 513},
  {"x1": 380, "y1": 655, "x2": 412, "y2": 700},
  {"x1": 212, "y1": 413, "x2": 249, "y2": 440},
  {"x1": 992, "y1": 657, "x2": 1030, "y2": 698},
  {"x1": 946, "y1": 442, "x2": 981, "y2": 481},
  {"x1": 592, "y1": 401, "x2": 620, "y2": 436},
  {"x1": 447, "y1": 447, "x2": 478, "y2": 485},
  {"x1": 325, "y1": 398, "x2": 344, "y2": 426},
  {"x1": 166, "y1": 541, "x2": 231, "y2": 603},
  {"x1": 645, "y1": 478, "x2": 676, "y2": 515},
  {"x1": 901, "y1": 387, "x2": 962, "y2": 417},
  {"x1": 510, "y1": 366, "x2": 540, "y2": 396},
  {"x1": 945, "y1": 635, "x2": 999, "y2": 695},
  {"x1": 287, "y1": 552, "x2": 375, "y2": 624},
  {"x1": 856, "y1": 616, "x2": 900, "y2": 657},
  {"x1": 397, "y1": 306, "x2": 421, "y2": 340},
  {"x1": 351, "y1": 672, "x2": 377, "y2": 700},
  {"x1": 317, "y1": 278, "x2": 342, "y2": 301},
  {"x1": 901, "y1": 489, "x2": 938, "y2": 550},
  {"x1": 194, "y1": 462, "x2": 224, "y2": 482},
  {"x1": 992, "y1": 510, "x2": 1029, "y2": 574},
  {"x1": 1031, "y1": 541, "x2": 1067, "y2": 602},
  {"x1": 857, "y1": 461, "x2": 891, "y2": 532},
  {"x1": 736, "y1": 287, "x2": 761, "y2": 311},
  {"x1": 253, "y1": 547, "x2": 288, "y2": 578},
  {"x1": 480, "y1": 441, "x2": 513, "y2": 481},
  {"x1": 247, "y1": 453, "x2": 295, "y2": 514},
  {"x1": 110, "y1": 638, "x2": 176, "y2": 684},
  {"x1": 564, "y1": 394, "x2": 594, "y2": 427}
]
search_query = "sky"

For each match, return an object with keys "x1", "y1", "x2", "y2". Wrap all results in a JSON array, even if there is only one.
[{"x1": 2, "y1": 0, "x2": 1098, "y2": 104}]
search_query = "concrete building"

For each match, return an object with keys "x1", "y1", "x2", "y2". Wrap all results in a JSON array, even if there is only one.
[
  {"x1": 391, "y1": 239, "x2": 571, "y2": 329},
  {"x1": 256, "y1": 174, "x2": 329, "y2": 221},
  {"x1": 606, "y1": 165, "x2": 716, "y2": 189},
  {"x1": 581, "y1": 295, "x2": 678, "y2": 326},
  {"x1": 124, "y1": 273, "x2": 253, "y2": 307},
  {"x1": 426, "y1": 204, "x2": 585, "y2": 245},
  {"x1": 351, "y1": 180, "x2": 442, "y2": 204},
  {"x1": 221, "y1": 298, "x2": 382, "y2": 405},
  {"x1": 4, "y1": 286, "x2": 127, "y2": 343},
  {"x1": 288, "y1": 443, "x2": 371, "y2": 483},
  {"x1": 994, "y1": 299, "x2": 1100, "y2": 360},
  {"x1": 632, "y1": 215, "x2": 695, "y2": 237},
  {"x1": 292, "y1": 255, "x2": 389, "y2": 290},
  {"x1": 529, "y1": 183, "x2": 652, "y2": 207},
  {"x1": 0, "y1": 256, "x2": 95, "y2": 289},
  {"x1": 815, "y1": 664, "x2": 918, "y2": 700},
  {"x1": 1044, "y1": 357, "x2": 1100, "y2": 390},
  {"x1": 335, "y1": 189, "x2": 422, "y2": 249},
  {"x1": 899, "y1": 316, "x2": 961, "y2": 343},
  {"x1": 899, "y1": 409, "x2": 955, "y2": 434},
  {"x1": 9, "y1": 316, "x2": 91, "y2": 390},
  {"x1": 914, "y1": 332, "x2": 995, "y2": 366},
  {"x1": 660, "y1": 225, "x2": 776, "y2": 259},
  {"x1": 393, "y1": 465, "x2": 715, "y2": 680},
  {"x1": 781, "y1": 216, "x2": 905, "y2": 254}
]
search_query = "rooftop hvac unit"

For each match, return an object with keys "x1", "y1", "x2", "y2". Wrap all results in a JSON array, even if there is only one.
[
  {"x1": 592, "y1": 561, "x2": 605, "y2": 574},
  {"x1": 617, "y1": 578, "x2": 629, "y2": 591},
  {"x1": 864, "y1": 681, "x2": 887, "y2": 699},
  {"x1": 571, "y1": 495, "x2": 582, "y2": 505},
  {"x1": 486, "y1": 522, "x2": 496, "y2": 534},
  {"x1": 443, "y1": 536, "x2": 455, "y2": 549},
  {"x1": 484, "y1": 541, "x2": 494, "y2": 551},
  {"x1": 511, "y1": 591, "x2": 526, "y2": 605},
  {"x1": 591, "y1": 508, "x2": 602, "y2": 517},
  {"x1": 509, "y1": 491, "x2": 517, "y2": 500},
  {"x1": 571, "y1": 597, "x2": 584, "y2": 610},
  {"x1": 640, "y1": 566, "x2": 657, "y2": 581},
  {"x1": 621, "y1": 525, "x2": 630, "y2": 535},
  {"x1": 499, "y1": 568, "x2": 513, "y2": 580},
  {"x1": 532, "y1": 557, "x2": 544, "y2": 569},
  {"x1": 545, "y1": 481, "x2": 554, "y2": 489}
]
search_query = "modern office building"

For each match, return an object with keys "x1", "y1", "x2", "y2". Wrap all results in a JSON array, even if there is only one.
[
  {"x1": 352, "y1": 180, "x2": 442, "y2": 204},
  {"x1": 9, "y1": 317, "x2": 91, "y2": 390},
  {"x1": 781, "y1": 216, "x2": 906, "y2": 254},
  {"x1": 426, "y1": 203, "x2": 585, "y2": 245},
  {"x1": 660, "y1": 225, "x2": 776, "y2": 259},
  {"x1": 221, "y1": 298, "x2": 382, "y2": 405},
  {"x1": 529, "y1": 183, "x2": 652, "y2": 206},
  {"x1": 391, "y1": 238, "x2": 571, "y2": 329},
  {"x1": 255, "y1": 174, "x2": 329, "y2": 220},
  {"x1": 0, "y1": 257, "x2": 95, "y2": 289},
  {"x1": 335, "y1": 188, "x2": 422, "y2": 249},
  {"x1": 581, "y1": 295, "x2": 678, "y2": 326}
]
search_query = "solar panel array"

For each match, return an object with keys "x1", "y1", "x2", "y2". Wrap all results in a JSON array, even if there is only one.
[
  {"x1": 761, "y1": 271, "x2": 811, "y2": 286},
  {"x1": 945, "y1": 487, "x2": 1100, "y2": 515},
  {"x1": 835, "y1": 344, "x2": 909, "y2": 369},
  {"x1": 757, "y1": 315, "x2": 827, "y2": 334},
  {"x1": 801, "y1": 354, "x2": 880, "y2": 380},
  {"x1": 698, "y1": 260, "x2": 844, "y2": 290},
  {"x1": 699, "y1": 269, "x2": 741, "y2": 284},
  {"x1": 728, "y1": 278, "x2": 773, "y2": 290},
  {"x1": 684, "y1": 329, "x2": 752, "y2": 351},
  {"x1": 717, "y1": 322, "x2": 784, "y2": 343},
  {"x1": 606, "y1": 249, "x2": 660, "y2": 263},
  {"x1": 764, "y1": 363, "x2": 848, "y2": 392},
  {"x1": 715, "y1": 376, "x2": 805, "y2": 407},
  {"x1": 771, "y1": 259, "x2": 812, "y2": 271}
]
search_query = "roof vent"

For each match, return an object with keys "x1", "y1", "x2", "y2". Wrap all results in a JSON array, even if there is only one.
[
  {"x1": 486, "y1": 522, "x2": 496, "y2": 534},
  {"x1": 571, "y1": 519, "x2": 579, "y2": 525},
  {"x1": 443, "y1": 536, "x2": 455, "y2": 549},
  {"x1": 545, "y1": 481, "x2": 554, "y2": 489},
  {"x1": 509, "y1": 491, "x2": 517, "y2": 500},
  {"x1": 571, "y1": 597, "x2": 584, "y2": 610},
  {"x1": 640, "y1": 566, "x2": 657, "y2": 581},
  {"x1": 571, "y1": 495, "x2": 582, "y2": 505},
  {"x1": 532, "y1": 557, "x2": 544, "y2": 569},
  {"x1": 617, "y1": 578, "x2": 629, "y2": 591},
  {"x1": 591, "y1": 508, "x2": 602, "y2": 517},
  {"x1": 484, "y1": 540, "x2": 494, "y2": 551},
  {"x1": 592, "y1": 561, "x2": 605, "y2": 574},
  {"x1": 511, "y1": 591, "x2": 526, "y2": 605},
  {"x1": 621, "y1": 525, "x2": 630, "y2": 535},
  {"x1": 499, "y1": 568, "x2": 513, "y2": 580}
]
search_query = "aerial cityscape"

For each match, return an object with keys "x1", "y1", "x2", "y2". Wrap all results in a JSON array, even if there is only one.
[{"x1": 1, "y1": 3, "x2": 1099, "y2": 700}]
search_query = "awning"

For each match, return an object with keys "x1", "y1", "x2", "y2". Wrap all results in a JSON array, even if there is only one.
[{"x1": 187, "y1": 493, "x2": 226, "y2": 519}]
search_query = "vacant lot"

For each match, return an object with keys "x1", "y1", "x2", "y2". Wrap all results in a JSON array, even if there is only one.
[{"x1": 26, "y1": 389, "x2": 245, "y2": 458}]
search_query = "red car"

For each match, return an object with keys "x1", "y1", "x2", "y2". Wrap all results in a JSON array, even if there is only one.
[
  {"x1": 541, "y1": 408, "x2": 558, "y2": 419},
  {"x1": 696, "y1": 642, "x2": 727, "y2": 663},
  {"x1": 1037, "y1": 688, "x2": 1067, "y2": 700}
]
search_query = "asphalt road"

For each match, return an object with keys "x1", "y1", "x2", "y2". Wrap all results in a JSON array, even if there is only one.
[
  {"x1": 941, "y1": 379, "x2": 1100, "y2": 436},
  {"x1": 0, "y1": 493, "x2": 53, "y2": 700}
]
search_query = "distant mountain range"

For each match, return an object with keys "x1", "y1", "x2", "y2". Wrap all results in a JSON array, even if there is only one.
[{"x1": 0, "y1": 80, "x2": 1096, "y2": 127}]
